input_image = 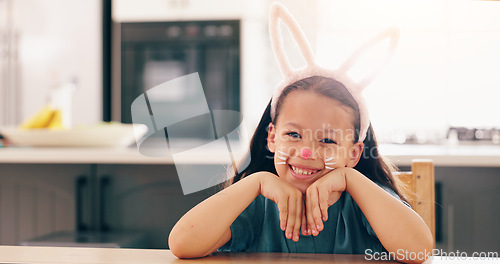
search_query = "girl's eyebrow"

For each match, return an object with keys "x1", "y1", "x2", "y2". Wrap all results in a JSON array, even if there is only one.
[
  {"x1": 324, "y1": 129, "x2": 340, "y2": 134},
  {"x1": 283, "y1": 123, "x2": 342, "y2": 134},
  {"x1": 283, "y1": 122, "x2": 301, "y2": 128}
]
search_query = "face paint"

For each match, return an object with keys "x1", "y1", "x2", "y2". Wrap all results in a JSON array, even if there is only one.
[
  {"x1": 301, "y1": 148, "x2": 311, "y2": 160},
  {"x1": 324, "y1": 156, "x2": 336, "y2": 169},
  {"x1": 275, "y1": 150, "x2": 289, "y2": 165}
]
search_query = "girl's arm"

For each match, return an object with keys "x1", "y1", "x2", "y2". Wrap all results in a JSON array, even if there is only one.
[
  {"x1": 168, "y1": 172, "x2": 261, "y2": 258},
  {"x1": 168, "y1": 171, "x2": 304, "y2": 258},
  {"x1": 344, "y1": 168, "x2": 433, "y2": 263},
  {"x1": 305, "y1": 167, "x2": 433, "y2": 263}
]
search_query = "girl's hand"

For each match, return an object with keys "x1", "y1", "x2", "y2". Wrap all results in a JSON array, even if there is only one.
[
  {"x1": 305, "y1": 168, "x2": 347, "y2": 236},
  {"x1": 257, "y1": 172, "x2": 304, "y2": 242}
]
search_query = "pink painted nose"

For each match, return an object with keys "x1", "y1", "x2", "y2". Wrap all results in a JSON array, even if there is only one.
[{"x1": 301, "y1": 148, "x2": 312, "y2": 160}]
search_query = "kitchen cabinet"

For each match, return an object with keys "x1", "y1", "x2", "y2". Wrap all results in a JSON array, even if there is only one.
[
  {"x1": 0, "y1": 145, "x2": 499, "y2": 251},
  {"x1": 0, "y1": 162, "x2": 216, "y2": 249},
  {"x1": 0, "y1": 164, "x2": 90, "y2": 245},
  {"x1": 113, "y1": 0, "x2": 248, "y2": 22},
  {"x1": 94, "y1": 164, "x2": 216, "y2": 249},
  {"x1": 398, "y1": 165, "x2": 500, "y2": 255}
]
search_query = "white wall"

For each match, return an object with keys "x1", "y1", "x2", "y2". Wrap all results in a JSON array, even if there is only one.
[
  {"x1": 15, "y1": 0, "x2": 102, "y2": 126},
  {"x1": 16, "y1": 0, "x2": 499, "y2": 140},
  {"x1": 317, "y1": 0, "x2": 500, "y2": 142}
]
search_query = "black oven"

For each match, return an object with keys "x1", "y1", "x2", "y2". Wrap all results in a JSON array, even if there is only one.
[{"x1": 117, "y1": 20, "x2": 240, "y2": 138}]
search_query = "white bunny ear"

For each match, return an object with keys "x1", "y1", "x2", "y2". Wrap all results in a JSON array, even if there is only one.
[
  {"x1": 337, "y1": 27, "x2": 400, "y2": 91},
  {"x1": 269, "y1": 2, "x2": 315, "y2": 77}
]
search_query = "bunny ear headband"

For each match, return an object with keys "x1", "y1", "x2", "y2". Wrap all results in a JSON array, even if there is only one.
[{"x1": 269, "y1": 2, "x2": 399, "y2": 143}]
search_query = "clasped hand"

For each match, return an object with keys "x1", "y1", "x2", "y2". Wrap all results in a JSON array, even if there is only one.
[{"x1": 258, "y1": 168, "x2": 348, "y2": 242}]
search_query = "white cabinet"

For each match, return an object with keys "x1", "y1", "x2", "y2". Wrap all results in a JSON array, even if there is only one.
[{"x1": 113, "y1": 0, "x2": 248, "y2": 22}]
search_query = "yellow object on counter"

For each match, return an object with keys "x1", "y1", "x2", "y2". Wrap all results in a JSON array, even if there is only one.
[
  {"x1": 19, "y1": 105, "x2": 65, "y2": 130},
  {"x1": 47, "y1": 109, "x2": 64, "y2": 130}
]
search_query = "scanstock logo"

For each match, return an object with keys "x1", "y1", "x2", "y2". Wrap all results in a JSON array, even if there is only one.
[{"x1": 131, "y1": 73, "x2": 250, "y2": 195}]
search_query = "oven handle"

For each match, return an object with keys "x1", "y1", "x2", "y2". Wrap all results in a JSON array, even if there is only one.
[
  {"x1": 99, "y1": 176, "x2": 111, "y2": 232},
  {"x1": 75, "y1": 176, "x2": 88, "y2": 231}
]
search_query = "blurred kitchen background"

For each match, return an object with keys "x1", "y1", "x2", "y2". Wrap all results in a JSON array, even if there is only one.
[
  {"x1": 0, "y1": 0, "x2": 499, "y2": 255},
  {"x1": 2, "y1": 0, "x2": 500, "y2": 144}
]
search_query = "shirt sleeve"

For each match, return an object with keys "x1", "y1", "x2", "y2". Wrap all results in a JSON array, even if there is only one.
[{"x1": 218, "y1": 195, "x2": 265, "y2": 252}]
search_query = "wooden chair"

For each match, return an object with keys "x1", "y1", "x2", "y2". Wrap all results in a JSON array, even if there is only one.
[{"x1": 393, "y1": 159, "x2": 435, "y2": 247}]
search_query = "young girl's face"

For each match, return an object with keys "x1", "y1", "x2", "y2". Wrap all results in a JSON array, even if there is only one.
[{"x1": 267, "y1": 90, "x2": 364, "y2": 193}]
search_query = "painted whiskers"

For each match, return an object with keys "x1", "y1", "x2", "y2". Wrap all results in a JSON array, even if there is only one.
[
  {"x1": 275, "y1": 150, "x2": 336, "y2": 170},
  {"x1": 275, "y1": 150, "x2": 288, "y2": 165},
  {"x1": 324, "y1": 156, "x2": 336, "y2": 169}
]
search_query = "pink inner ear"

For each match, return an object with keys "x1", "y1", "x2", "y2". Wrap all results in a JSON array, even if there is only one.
[{"x1": 301, "y1": 148, "x2": 312, "y2": 160}]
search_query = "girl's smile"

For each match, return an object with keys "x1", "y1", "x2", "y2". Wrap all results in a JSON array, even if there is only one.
[
  {"x1": 289, "y1": 164, "x2": 321, "y2": 180},
  {"x1": 267, "y1": 90, "x2": 363, "y2": 193}
]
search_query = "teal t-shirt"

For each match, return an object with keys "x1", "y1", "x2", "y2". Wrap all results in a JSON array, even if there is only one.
[{"x1": 219, "y1": 185, "x2": 405, "y2": 254}]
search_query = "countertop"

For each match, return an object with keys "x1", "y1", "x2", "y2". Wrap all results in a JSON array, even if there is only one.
[{"x1": 1, "y1": 143, "x2": 500, "y2": 167}]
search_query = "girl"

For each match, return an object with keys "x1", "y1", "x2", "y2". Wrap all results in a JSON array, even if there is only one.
[{"x1": 169, "y1": 3, "x2": 433, "y2": 263}]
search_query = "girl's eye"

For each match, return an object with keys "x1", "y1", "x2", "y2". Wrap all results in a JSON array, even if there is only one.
[
  {"x1": 286, "y1": 132, "x2": 302, "y2": 139},
  {"x1": 320, "y1": 138, "x2": 337, "y2": 144}
]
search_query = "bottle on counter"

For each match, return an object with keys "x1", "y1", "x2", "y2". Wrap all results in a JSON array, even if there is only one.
[{"x1": 50, "y1": 78, "x2": 77, "y2": 129}]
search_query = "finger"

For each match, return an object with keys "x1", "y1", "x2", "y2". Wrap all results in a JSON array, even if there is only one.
[
  {"x1": 301, "y1": 199, "x2": 308, "y2": 236},
  {"x1": 292, "y1": 193, "x2": 302, "y2": 242},
  {"x1": 310, "y1": 186, "x2": 324, "y2": 233},
  {"x1": 276, "y1": 195, "x2": 288, "y2": 232},
  {"x1": 318, "y1": 186, "x2": 329, "y2": 224},
  {"x1": 285, "y1": 195, "x2": 296, "y2": 240},
  {"x1": 306, "y1": 187, "x2": 319, "y2": 236}
]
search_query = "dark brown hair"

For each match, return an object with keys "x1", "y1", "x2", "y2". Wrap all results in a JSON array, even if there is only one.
[{"x1": 227, "y1": 76, "x2": 406, "y2": 201}]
